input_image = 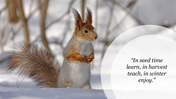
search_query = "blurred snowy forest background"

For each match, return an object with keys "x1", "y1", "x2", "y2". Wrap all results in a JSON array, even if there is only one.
[
  {"x1": 1, "y1": 0, "x2": 176, "y2": 98},
  {"x1": 1, "y1": 0, "x2": 176, "y2": 65}
]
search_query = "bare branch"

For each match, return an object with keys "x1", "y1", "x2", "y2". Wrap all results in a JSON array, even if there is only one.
[
  {"x1": 31, "y1": 34, "x2": 40, "y2": 45},
  {"x1": 27, "y1": 0, "x2": 43, "y2": 20},
  {"x1": 48, "y1": 40, "x2": 63, "y2": 49},
  {"x1": 31, "y1": 35, "x2": 64, "y2": 49},
  {"x1": 126, "y1": 0, "x2": 138, "y2": 8},
  {"x1": 11, "y1": 25, "x2": 22, "y2": 40},
  {"x1": 16, "y1": 0, "x2": 30, "y2": 45},
  {"x1": 60, "y1": 13, "x2": 71, "y2": 46},
  {"x1": 45, "y1": 13, "x2": 66, "y2": 30},
  {"x1": 92, "y1": 0, "x2": 99, "y2": 70},
  {"x1": 81, "y1": 0, "x2": 85, "y2": 21},
  {"x1": 39, "y1": 0, "x2": 52, "y2": 53},
  {"x1": 101, "y1": 0, "x2": 115, "y2": 59},
  {"x1": 28, "y1": 0, "x2": 34, "y2": 14},
  {"x1": 106, "y1": 0, "x2": 141, "y2": 25},
  {"x1": 0, "y1": 21, "x2": 9, "y2": 52},
  {"x1": 45, "y1": 0, "x2": 75, "y2": 29},
  {"x1": 0, "y1": 6, "x2": 7, "y2": 15},
  {"x1": 95, "y1": 0, "x2": 98, "y2": 30},
  {"x1": 109, "y1": 0, "x2": 139, "y2": 33},
  {"x1": 4, "y1": 25, "x2": 12, "y2": 46}
]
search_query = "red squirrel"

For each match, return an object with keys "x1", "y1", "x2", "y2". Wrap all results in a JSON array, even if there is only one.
[{"x1": 7, "y1": 8, "x2": 98, "y2": 89}]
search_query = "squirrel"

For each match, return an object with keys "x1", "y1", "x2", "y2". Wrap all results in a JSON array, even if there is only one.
[{"x1": 6, "y1": 8, "x2": 98, "y2": 89}]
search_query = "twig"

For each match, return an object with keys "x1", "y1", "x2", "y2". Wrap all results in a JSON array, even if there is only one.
[
  {"x1": 27, "y1": 0, "x2": 43, "y2": 20},
  {"x1": 0, "y1": 21, "x2": 9, "y2": 52},
  {"x1": 109, "y1": 0, "x2": 139, "y2": 34},
  {"x1": 58, "y1": 0, "x2": 74, "y2": 45},
  {"x1": 28, "y1": 0, "x2": 34, "y2": 15},
  {"x1": 114, "y1": 0, "x2": 141, "y2": 24},
  {"x1": 109, "y1": 12, "x2": 128, "y2": 34},
  {"x1": 126, "y1": 0, "x2": 138, "y2": 8},
  {"x1": 92, "y1": 0, "x2": 99, "y2": 70},
  {"x1": 95, "y1": 0, "x2": 98, "y2": 30},
  {"x1": 16, "y1": 76, "x2": 25, "y2": 88},
  {"x1": 45, "y1": 0, "x2": 75, "y2": 29},
  {"x1": 48, "y1": 40, "x2": 63, "y2": 49},
  {"x1": 45, "y1": 13, "x2": 66, "y2": 29},
  {"x1": 101, "y1": 0, "x2": 115, "y2": 59},
  {"x1": 60, "y1": 13, "x2": 71, "y2": 47},
  {"x1": 0, "y1": 6, "x2": 7, "y2": 15},
  {"x1": 11, "y1": 25, "x2": 22, "y2": 40},
  {"x1": 31, "y1": 35, "x2": 40, "y2": 45},
  {"x1": 4, "y1": 25, "x2": 12, "y2": 46}
]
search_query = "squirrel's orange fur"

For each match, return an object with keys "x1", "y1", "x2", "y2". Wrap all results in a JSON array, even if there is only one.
[{"x1": 66, "y1": 49, "x2": 94, "y2": 63}]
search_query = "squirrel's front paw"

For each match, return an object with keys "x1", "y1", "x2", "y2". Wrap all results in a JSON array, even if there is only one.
[
  {"x1": 83, "y1": 56, "x2": 89, "y2": 63},
  {"x1": 82, "y1": 56, "x2": 92, "y2": 63},
  {"x1": 86, "y1": 56, "x2": 94, "y2": 63}
]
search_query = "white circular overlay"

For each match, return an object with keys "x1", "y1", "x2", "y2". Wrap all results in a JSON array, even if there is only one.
[{"x1": 101, "y1": 25, "x2": 176, "y2": 99}]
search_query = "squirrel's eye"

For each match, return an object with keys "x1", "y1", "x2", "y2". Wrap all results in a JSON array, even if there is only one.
[{"x1": 84, "y1": 30, "x2": 88, "y2": 33}]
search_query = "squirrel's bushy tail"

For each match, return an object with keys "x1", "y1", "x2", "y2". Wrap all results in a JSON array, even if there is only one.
[{"x1": 7, "y1": 44, "x2": 60, "y2": 88}]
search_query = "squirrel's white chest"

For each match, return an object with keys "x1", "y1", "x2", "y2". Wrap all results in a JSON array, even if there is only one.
[{"x1": 79, "y1": 42, "x2": 92, "y2": 57}]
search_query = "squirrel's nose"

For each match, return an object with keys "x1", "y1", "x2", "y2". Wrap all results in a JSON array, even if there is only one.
[{"x1": 95, "y1": 36, "x2": 98, "y2": 39}]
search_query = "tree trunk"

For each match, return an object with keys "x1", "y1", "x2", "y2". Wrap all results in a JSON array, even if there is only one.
[
  {"x1": 40, "y1": 0, "x2": 52, "y2": 53},
  {"x1": 16, "y1": 0, "x2": 30, "y2": 45},
  {"x1": 81, "y1": 0, "x2": 85, "y2": 21},
  {"x1": 6, "y1": 0, "x2": 18, "y2": 23}
]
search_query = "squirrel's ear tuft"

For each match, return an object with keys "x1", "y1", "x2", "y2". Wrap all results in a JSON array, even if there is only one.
[
  {"x1": 86, "y1": 7, "x2": 92, "y2": 25},
  {"x1": 72, "y1": 8, "x2": 83, "y2": 31}
]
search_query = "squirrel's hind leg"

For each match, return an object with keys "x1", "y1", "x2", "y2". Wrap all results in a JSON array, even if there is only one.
[{"x1": 82, "y1": 82, "x2": 91, "y2": 89}]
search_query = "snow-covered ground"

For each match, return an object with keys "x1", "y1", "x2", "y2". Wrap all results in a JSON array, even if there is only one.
[{"x1": 0, "y1": 87, "x2": 106, "y2": 99}]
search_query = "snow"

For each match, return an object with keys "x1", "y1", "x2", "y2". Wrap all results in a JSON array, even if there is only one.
[{"x1": 0, "y1": 87, "x2": 106, "y2": 99}]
